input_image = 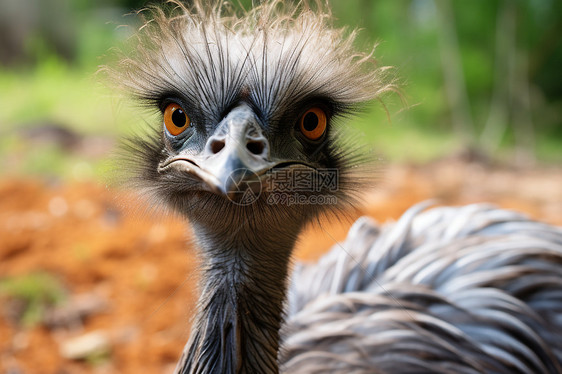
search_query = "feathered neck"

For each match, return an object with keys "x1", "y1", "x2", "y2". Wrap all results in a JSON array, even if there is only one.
[{"x1": 175, "y1": 216, "x2": 301, "y2": 374}]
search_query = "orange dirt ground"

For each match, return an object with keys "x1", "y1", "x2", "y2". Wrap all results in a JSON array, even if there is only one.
[{"x1": 1, "y1": 159, "x2": 561, "y2": 374}]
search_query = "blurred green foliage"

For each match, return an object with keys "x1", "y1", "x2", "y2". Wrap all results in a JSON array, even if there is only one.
[{"x1": 0, "y1": 0, "x2": 560, "y2": 180}]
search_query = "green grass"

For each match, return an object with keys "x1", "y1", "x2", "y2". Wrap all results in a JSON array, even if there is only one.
[
  {"x1": 0, "y1": 133, "x2": 112, "y2": 180},
  {"x1": 349, "y1": 101, "x2": 465, "y2": 162},
  {"x1": 0, "y1": 273, "x2": 67, "y2": 327},
  {"x1": 0, "y1": 55, "x2": 153, "y2": 180},
  {"x1": 0, "y1": 57, "x2": 134, "y2": 136}
]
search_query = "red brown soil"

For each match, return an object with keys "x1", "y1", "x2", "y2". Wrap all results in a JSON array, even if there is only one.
[{"x1": 1, "y1": 159, "x2": 561, "y2": 374}]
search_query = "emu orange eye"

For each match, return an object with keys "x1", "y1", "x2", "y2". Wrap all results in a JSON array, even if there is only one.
[
  {"x1": 164, "y1": 103, "x2": 190, "y2": 136},
  {"x1": 299, "y1": 107, "x2": 327, "y2": 140}
]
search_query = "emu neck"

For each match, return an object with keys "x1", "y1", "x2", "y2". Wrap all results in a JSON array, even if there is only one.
[{"x1": 180, "y1": 220, "x2": 299, "y2": 374}]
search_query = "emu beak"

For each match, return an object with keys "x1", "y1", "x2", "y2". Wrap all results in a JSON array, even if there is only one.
[
  {"x1": 198, "y1": 138, "x2": 273, "y2": 199},
  {"x1": 200, "y1": 105, "x2": 276, "y2": 200},
  {"x1": 160, "y1": 104, "x2": 275, "y2": 201}
]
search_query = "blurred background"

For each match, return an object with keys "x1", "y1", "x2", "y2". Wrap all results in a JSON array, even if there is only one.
[{"x1": 0, "y1": 1, "x2": 561, "y2": 373}]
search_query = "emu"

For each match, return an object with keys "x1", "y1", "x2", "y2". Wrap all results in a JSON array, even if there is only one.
[{"x1": 108, "y1": 1, "x2": 562, "y2": 373}]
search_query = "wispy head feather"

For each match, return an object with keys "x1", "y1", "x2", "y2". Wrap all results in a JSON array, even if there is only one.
[{"x1": 104, "y1": 0, "x2": 395, "y2": 121}]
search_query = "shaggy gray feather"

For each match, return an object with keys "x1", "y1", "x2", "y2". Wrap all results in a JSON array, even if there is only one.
[{"x1": 284, "y1": 202, "x2": 562, "y2": 373}]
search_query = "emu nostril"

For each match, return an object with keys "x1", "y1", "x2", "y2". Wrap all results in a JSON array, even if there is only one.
[
  {"x1": 210, "y1": 140, "x2": 225, "y2": 154},
  {"x1": 246, "y1": 141, "x2": 265, "y2": 155}
]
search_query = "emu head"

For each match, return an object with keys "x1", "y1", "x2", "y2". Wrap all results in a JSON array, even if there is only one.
[{"x1": 110, "y1": 1, "x2": 391, "y2": 233}]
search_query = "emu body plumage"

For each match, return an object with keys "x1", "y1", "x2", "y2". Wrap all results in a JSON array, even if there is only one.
[
  {"x1": 285, "y1": 202, "x2": 562, "y2": 373},
  {"x1": 109, "y1": 1, "x2": 562, "y2": 373}
]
